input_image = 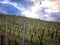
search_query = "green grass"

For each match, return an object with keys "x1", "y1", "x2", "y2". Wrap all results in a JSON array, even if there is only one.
[
  {"x1": 32, "y1": 36, "x2": 40, "y2": 43},
  {"x1": 43, "y1": 38, "x2": 52, "y2": 45},
  {"x1": 24, "y1": 33, "x2": 31, "y2": 41},
  {"x1": 43, "y1": 38, "x2": 59, "y2": 45}
]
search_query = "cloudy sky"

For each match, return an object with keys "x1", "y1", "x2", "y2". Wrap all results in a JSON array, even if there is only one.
[{"x1": 0, "y1": 0, "x2": 60, "y2": 22}]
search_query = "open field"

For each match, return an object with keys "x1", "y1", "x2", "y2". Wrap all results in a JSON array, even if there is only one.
[{"x1": 0, "y1": 14, "x2": 60, "y2": 45}]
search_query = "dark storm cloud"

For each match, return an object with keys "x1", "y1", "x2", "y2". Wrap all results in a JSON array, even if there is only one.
[
  {"x1": 38, "y1": 7, "x2": 48, "y2": 15},
  {"x1": 49, "y1": 12, "x2": 60, "y2": 21}
]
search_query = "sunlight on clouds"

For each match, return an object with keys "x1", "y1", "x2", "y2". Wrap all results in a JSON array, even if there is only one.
[
  {"x1": 25, "y1": 0, "x2": 56, "y2": 17},
  {"x1": 42, "y1": 0, "x2": 60, "y2": 12},
  {"x1": 41, "y1": 0, "x2": 55, "y2": 7},
  {"x1": 31, "y1": 3, "x2": 40, "y2": 13},
  {"x1": 21, "y1": 0, "x2": 40, "y2": 19},
  {"x1": 22, "y1": 10, "x2": 39, "y2": 19},
  {"x1": 50, "y1": 1, "x2": 60, "y2": 12}
]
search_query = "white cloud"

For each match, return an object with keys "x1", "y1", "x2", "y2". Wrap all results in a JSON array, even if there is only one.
[{"x1": 22, "y1": 10, "x2": 39, "y2": 19}]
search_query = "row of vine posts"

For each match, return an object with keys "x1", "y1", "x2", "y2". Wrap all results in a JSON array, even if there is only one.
[{"x1": 0, "y1": 16, "x2": 60, "y2": 45}]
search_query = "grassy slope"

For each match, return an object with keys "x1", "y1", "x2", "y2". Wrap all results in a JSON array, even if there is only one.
[{"x1": 0, "y1": 14, "x2": 60, "y2": 45}]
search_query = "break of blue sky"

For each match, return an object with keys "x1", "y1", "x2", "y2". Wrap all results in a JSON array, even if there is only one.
[{"x1": 0, "y1": 0, "x2": 60, "y2": 22}]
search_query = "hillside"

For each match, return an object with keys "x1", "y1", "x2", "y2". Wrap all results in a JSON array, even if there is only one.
[
  {"x1": 0, "y1": 14, "x2": 60, "y2": 45},
  {"x1": 0, "y1": 14, "x2": 60, "y2": 30}
]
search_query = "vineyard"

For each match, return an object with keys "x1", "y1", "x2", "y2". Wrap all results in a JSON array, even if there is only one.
[{"x1": 0, "y1": 14, "x2": 60, "y2": 45}]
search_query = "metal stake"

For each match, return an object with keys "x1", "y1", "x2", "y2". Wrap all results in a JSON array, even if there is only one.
[
  {"x1": 6, "y1": 17, "x2": 8, "y2": 45},
  {"x1": 22, "y1": 17, "x2": 26, "y2": 45}
]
